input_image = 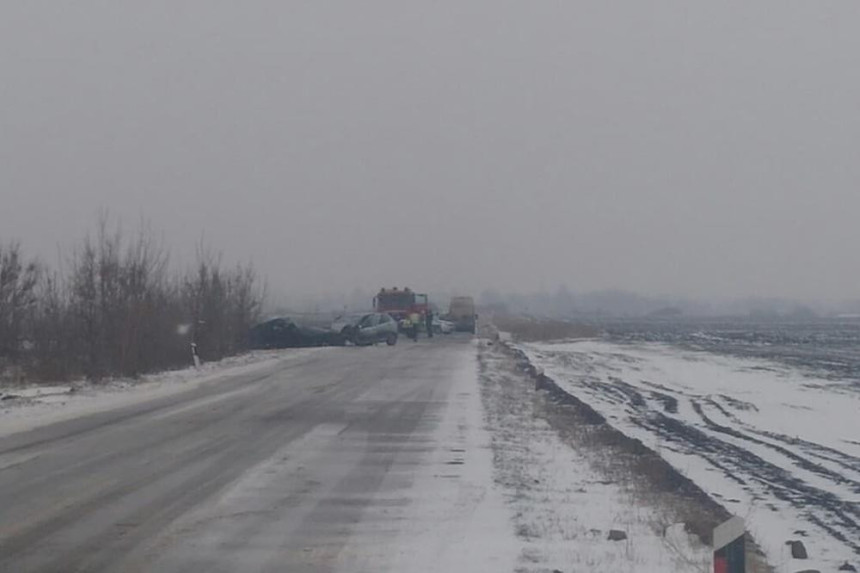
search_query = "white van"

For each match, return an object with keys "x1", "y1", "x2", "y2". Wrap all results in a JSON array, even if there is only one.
[{"x1": 448, "y1": 296, "x2": 477, "y2": 334}]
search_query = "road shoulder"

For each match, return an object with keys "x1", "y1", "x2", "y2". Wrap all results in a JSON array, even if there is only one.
[
  {"x1": 0, "y1": 348, "x2": 326, "y2": 439},
  {"x1": 478, "y1": 338, "x2": 718, "y2": 572}
]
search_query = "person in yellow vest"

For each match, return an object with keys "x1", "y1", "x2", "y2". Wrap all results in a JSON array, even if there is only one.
[
  {"x1": 400, "y1": 316, "x2": 416, "y2": 342},
  {"x1": 408, "y1": 312, "x2": 420, "y2": 341}
]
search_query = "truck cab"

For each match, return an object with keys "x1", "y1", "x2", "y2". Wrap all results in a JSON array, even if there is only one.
[{"x1": 373, "y1": 287, "x2": 430, "y2": 330}]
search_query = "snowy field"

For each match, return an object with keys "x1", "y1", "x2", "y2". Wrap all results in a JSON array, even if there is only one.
[{"x1": 521, "y1": 338, "x2": 860, "y2": 572}]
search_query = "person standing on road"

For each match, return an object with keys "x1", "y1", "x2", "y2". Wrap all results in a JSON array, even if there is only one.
[
  {"x1": 408, "y1": 312, "x2": 420, "y2": 341},
  {"x1": 425, "y1": 310, "x2": 434, "y2": 338}
]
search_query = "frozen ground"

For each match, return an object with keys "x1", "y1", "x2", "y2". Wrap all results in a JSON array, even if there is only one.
[
  {"x1": 0, "y1": 348, "x2": 325, "y2": 438},
  {"x1": 479, "y1": 341, "x2": 713, "y2": 573},
  {"x1": 522, "y1": 339, "x2": 860, "y2": 572}
]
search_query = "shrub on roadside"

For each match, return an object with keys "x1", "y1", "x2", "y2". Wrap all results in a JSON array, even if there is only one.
[{"x1": 0, "y1": 217, "x2": 264, "y2": 385}]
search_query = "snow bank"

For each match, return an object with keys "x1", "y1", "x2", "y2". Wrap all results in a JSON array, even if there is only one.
[{"x1": 0, "y1": 348, "x2": 325, "y2": 438}]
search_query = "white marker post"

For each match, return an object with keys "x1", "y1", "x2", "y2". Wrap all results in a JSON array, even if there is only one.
[
  {"x1": 191, "y1": 342, "x2": 201, "y2": 369},
  {"x1": 713, "y1": 516, "x2": 745, "y2": 573}
]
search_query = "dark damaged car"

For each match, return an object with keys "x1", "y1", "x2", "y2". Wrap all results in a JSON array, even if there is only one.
[{"x1": 248, "y1": 317, "x2": 332, "y2": 349}]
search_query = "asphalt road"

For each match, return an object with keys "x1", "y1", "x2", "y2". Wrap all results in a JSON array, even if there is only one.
[{"x1": 0, "y1": 335, "x2": 505, "y2": 573}]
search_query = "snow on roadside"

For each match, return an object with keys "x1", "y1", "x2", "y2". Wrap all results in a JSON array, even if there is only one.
[
  {"x1": 344, "y1": 340, "x2": 522, "y2": 573},
  {"x1": 480, "y1": 342, "x2": 712, "y2": 573},
  {"x1": 0, "y1": 348, "x2": 326, "y2": 439},
  {"x1": 522, "y1": 339, "x2": 860, "y2": 572}
]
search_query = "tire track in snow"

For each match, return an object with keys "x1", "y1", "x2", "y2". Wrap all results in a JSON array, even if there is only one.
[
  {"x1": 529, "y1": 343, "x2": 860, "y2": 557},
  {"x1": 628, "y1": 386, "x2": 860, "y2": 553}
]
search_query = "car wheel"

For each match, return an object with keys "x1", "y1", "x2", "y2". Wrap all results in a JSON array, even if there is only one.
[{"x1": 386, "y1": 333, "x2": 397, "y2": 346}]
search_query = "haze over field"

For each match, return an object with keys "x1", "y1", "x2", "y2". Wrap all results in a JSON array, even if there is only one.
[{"x1": 2, "y1": 2, "x2": 859, "y2": 301}]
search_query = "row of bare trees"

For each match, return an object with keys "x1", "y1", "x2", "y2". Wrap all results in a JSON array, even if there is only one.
[{"x1": 0, "y1": 220, "x2": 263, "y2": 384}]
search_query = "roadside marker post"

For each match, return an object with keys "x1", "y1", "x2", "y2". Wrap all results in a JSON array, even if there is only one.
[
  {"x1": 191, "y1": 342, "x2": 201, "y2": 369},
  {"x1": 713, "y1": 516, "x2": 745, "y2": 573}
]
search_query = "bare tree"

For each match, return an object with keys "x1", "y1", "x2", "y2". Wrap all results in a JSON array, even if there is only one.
[
  {"x1": 29, "y1": 270, "x2": 72, "y2": 381},
  {"x1": 4, "y1": 215, "x2": 265, "y2": 385},
  {"x1": 0, "y1": 242, "x2": 40, "y2": 377},
  {"x1": 183, "y1": 246, "x2": 263, "y2": 362}
]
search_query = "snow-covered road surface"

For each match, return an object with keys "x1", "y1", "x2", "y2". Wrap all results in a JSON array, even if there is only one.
[
  {"x1": 0, "y1": 336, "x2": 521, "y2": 572},
  {"x1": 522, "y1": 339, "x2": 860, "y2": 572}
]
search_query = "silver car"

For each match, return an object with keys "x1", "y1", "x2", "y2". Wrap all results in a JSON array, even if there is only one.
[
  {"x1": 334, "y1": 312, "x2": 399, "y2": 346},
  {"x1": 432, "y1": 316, "x2": 455, "y2": 334}
]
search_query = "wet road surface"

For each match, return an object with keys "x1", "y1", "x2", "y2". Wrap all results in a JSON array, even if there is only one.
[{"x1": 0, "y1": 335, "x2": 510, "y2": 572}]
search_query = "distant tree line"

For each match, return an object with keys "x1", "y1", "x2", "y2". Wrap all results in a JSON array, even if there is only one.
[
  {"x1": 477, "y1": 287, "x2": 835, "y2": 319},
  {"x1": 0, "y1": 217, "x2": 263, "y2": 384}
]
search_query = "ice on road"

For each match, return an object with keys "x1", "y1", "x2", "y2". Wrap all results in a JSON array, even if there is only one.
[{"x1": 0, "y1": 337, "x2": 520, "y2": 572}]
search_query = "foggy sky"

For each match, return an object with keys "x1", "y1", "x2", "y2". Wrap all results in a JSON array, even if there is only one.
[{"x1": 2, "y1": 2, "x2": 859, "y2": 301}]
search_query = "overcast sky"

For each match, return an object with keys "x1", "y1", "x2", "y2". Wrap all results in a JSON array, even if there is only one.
[{"x1": 2, "y1": 2, "x2": 859, "y2": 301}]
